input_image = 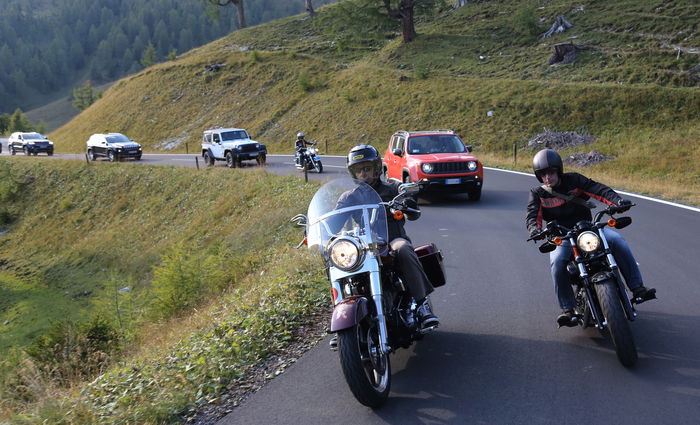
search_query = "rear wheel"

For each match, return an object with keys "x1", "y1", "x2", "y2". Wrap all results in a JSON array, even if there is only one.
[
  {"x1": 203, "y1": 151, "x2": 214, "y2": 167},
  {"x1": 338, "y1": 321, "x2": 390, "y2": 408},
  {"x1": 10, "y1": 146, "x2": 15, "y2": 155},
  {"x1": 598, "y1": 280, "x2": 637, "y2": 367},
  {"x1": 87, "y1": 149, "x2": 97, "y2": 161}
]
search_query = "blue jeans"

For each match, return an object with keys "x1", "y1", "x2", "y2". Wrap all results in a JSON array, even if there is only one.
[{"x1": 549, "y1": 228, "x2": 644, "y2": 310}]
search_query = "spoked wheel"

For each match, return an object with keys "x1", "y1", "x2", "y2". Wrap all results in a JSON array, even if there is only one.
[
  {"x1": 597, "y1": 280, "x2": 637, "y2": 367},
  {"x1": 338, "y1": 320, "x2": 391, "y2": 407},
  {"x1": 314, "y1": 160, "x2": 323, "y2": 173}
]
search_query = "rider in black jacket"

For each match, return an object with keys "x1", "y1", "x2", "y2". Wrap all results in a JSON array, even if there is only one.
[
  {"x1": 526, "y1": 149, "x2": 656, "y2": 326},
  {"x1": 346, "y1": 144, "x2": 439, "y2": 330}
]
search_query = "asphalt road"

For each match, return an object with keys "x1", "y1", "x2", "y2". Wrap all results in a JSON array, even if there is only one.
[{"x1": 3, "y1": 152, "x2": 700, "y2": 424}]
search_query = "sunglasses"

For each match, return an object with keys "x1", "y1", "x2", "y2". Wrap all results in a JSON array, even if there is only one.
[{"x1": 353, "y1": 165, "x2": 375, "y2": 174}]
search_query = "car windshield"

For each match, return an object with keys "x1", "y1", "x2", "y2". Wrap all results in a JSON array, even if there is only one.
[
  {"x1": 221, "y1": 130, "x2": 249, "y2": 141},
  {"x1": 407, "y1": 135, "x2": 467, "y2": 154},
  {"x1": 23, "y1": 133, "x2": 44, "y2": 140},
  {"x1": 105, "y1": 134, "x2": 131, "y2": 143}
]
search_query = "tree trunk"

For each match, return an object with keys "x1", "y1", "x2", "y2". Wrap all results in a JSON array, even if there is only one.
[
  {"x1": 305, "y1": 0, "x2": 315, "y2": 18},
  {"x1": 234, "y1": 0, "x2": 246, "y2": 29},
  {"x1": 384, "y1": 0, "x2": 416, "y2": 43}
]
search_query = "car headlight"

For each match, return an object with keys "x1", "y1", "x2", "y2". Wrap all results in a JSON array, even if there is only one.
[
  {"x1": 421, "y1": 163, "x2": 434, "y2": 174},
  {"x1": 328, "y1": 238, "x2": 363, "y2": 271},
  {"x1": 48, "y1": 141, "x2": 54, "y2": 145},
  {"x1": 577, "y1": 231, "x2": 601, "y2": 253},
  {"x1": 467, "y1": 161, "x2": 478, "y2": 171}
]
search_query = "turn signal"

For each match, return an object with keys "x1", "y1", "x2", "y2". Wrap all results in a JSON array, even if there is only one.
[
  {"x1": 553, "y1": 237, "x2": 563, "y2": 245},
  {"x1": 607, "y1": 218, "x2": 616, "y2": 227},
  {"x1": 393, "y1": 210, "x2": 404, "y2": 220}
]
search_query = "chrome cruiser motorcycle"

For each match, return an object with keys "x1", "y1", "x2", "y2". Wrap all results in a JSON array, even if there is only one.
[
  {"x1": 294, "y1": 141, "x2": 323, "y2": 173},
  {"x1": 528, "y1": 204, "x2": 647, "y2": 367},
  {"x1": 292, "y1": 178, "x2": 445, "y2": 407}
]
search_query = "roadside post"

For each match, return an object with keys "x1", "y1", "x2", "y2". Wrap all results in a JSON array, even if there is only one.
[{"x1": 195, "y1": 156, "x2": 199, "y2": 170}]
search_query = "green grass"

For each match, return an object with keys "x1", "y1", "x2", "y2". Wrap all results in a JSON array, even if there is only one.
[
  {"x1": 0, "y1": 158, "x2": 327, "y2": 422},
  {"x1": 47, "y1": 0, "x2": 699, "y2": 205}
]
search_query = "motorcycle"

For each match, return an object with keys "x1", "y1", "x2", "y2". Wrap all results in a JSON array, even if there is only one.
[
  {"x1": 294, "y1": 141, "x2": 323, "y2": 173},
  {"x1": 292, "y1": 178, "x2": 445, "y2": 407},
  {"x1": 528, "y1": 203, "x2": 644, "y2": 367}
]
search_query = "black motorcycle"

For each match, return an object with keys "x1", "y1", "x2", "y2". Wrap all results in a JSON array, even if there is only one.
[
  {"x1": 292, "y1": 178, "x2": 445, "y2": 407},
  {"x1": 529, "y1": 204, "x2": 644, "y2": 367}
]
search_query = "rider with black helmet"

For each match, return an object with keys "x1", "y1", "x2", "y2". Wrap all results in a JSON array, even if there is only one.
[
  {"x1": 346, "y1": 144, "x2": 439, "y2": 330},
  {"x1": 526, "y1": 148, "x2": 656, "y2": 327}
]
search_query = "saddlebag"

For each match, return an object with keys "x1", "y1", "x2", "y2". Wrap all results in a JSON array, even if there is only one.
[{"x1": 414, "y1": 243, "x2": 446, "y2": 288}]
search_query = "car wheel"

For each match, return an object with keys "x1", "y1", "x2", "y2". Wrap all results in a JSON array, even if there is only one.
[
  {"x1": 24, "y1": 147, "x2": 30, "y2": 156},
  {"x1": 33, "y1": 152, "x2": 38, "y2": 156},
  {"x1": 403, "y1": 173, "x2": 411, "y2": 183},
  {"x1": 257, "y1": 154, "x2": 266, "y2": 166},
  {"x1": 226, "y1": 151, "x2": 236, "y2": 168},
  {"x1": 48, "y1": 151, "x2": 53, "y2": 156},
  {"x1": 10, "y1": 146, "x2": 15, "y2": 155},
  {"x1": 468, "y1": 186, "x2": 482, "y2": 202},
  {"x1": 135, "y1": 155, "x2": 142, "y2": 161},
  {"x1": 203, "y1": 151, "x2": 214, "y2": 167},
  {"x1": 107, "y1": 150, "x2": 116, "y2": 162}
]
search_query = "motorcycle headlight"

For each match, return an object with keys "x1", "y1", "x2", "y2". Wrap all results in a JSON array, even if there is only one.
[
  {"x1": 421, "y1": 163, "x2": 433, "y2": 174},
  {"x1": 577, "y1": 231, "x2": 601, "y2": 253},
  {"x1": 328, "y1": 238, "x2": 363, "y2": 271},
  {"x1": 467, "y1": 161, "x2": 478, "y2": 171}
]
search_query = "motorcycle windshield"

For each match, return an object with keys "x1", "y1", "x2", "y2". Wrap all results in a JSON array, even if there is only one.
[{"x1": 307, "y1": 178, "x2": 388, "y2": 253}]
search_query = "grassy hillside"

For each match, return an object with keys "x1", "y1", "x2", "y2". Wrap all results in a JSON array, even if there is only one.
[
  {"x1": 49, "y1": 0, "x2": 700, "y2": 204},
  {"x1": 0, "y1": 158, "x2": 327, "y2": 423}
]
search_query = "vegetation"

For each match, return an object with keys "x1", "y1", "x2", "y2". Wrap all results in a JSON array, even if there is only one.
[
  {"x1": 71, "y1": 82, "x2": 103, "y2": 111},
  {"x1": 0, "y1": 0, "x2": 338, "y2": 114},
  {"x1": 0, "y1": 159, "x2": 326, "y2": 423},
  {"x1": 51, "y1": 0, "x2": 700, "y2": 205}
]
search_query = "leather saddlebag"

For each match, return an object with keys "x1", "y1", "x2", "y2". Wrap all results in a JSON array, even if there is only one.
[{"x1": 414, "y1": 243, "x2": 446, "y2": 287}]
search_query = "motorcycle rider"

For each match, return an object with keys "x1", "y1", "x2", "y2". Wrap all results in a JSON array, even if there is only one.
[
  {"x1": 295, "y1": 132, "x2": 312, "y2": 168},
  {"x1": 345, "y1": 144, "x2": 439, "y2": 330},
  {"x1": 526, "y1": 148, "x2": 656, "y2": 327}
]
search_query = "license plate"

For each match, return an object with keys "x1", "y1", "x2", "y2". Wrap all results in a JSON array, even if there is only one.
[
  {"x1": 128, "y1": 150, "x2": 137, "y2": 154},
  {"x1": 445, "y1": 178, "x2": 461, "y2": 184}
]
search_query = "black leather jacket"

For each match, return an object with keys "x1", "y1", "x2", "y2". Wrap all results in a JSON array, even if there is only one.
[
  {"x1": 370, "y1": 179, "x2": 419, "y2": 242},
  {"x1": 526, "y1": 172, "x2": 622, "y2": 233}
]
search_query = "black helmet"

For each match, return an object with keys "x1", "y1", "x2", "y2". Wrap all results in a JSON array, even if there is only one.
[
  {"x1": 533, "y1": 148, "x2": 563, "y2": 183},
  {"x1": 347, "y1": 144, "x2": 382, "y2": 179}
]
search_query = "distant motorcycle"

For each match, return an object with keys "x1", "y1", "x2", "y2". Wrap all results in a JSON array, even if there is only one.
[
  {"x1": 528, "y1": 203, "x2": 646, "y2": 367},
  {"x1": 292, "y1": 178, "x2": 445, "y2": 407},
  {"x1": 295, "y1": 141, "x2": 323, "y2": 173}
]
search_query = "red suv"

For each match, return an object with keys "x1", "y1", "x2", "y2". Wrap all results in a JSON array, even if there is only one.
[{"x1": 382, "y1": 130, "x2": 483, "y2": 201}]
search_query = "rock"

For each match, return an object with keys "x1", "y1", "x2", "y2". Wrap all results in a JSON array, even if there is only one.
[
  {"x1": 564, "y1": 150, "x2": 615, "y2": 167},
  {"x1": 527, "y1": 129, "x2": 595, "y2": 150}
]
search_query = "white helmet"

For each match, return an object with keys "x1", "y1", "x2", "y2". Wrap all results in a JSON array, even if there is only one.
[{"x1": 297, "y1": 132, "x2": 305, "y2": 139}]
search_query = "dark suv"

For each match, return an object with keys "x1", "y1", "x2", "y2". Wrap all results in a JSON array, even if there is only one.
[{"x1": 8, "y1": 132, "x2": 54, "y2": 156}]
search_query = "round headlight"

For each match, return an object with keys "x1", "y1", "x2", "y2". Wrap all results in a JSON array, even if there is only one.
[
  {"x1": 329, "y1": 238, "x2": 362, "y2": 271},
  {"x1": 577, "y1": 231, "x2": 600, "y2": 253},
  {"x1": 421, "y1": 163, "x2": 433, "y2": 174},
  {"x1": 467, "y1": 161, "x2": 478, "y2": 171}
]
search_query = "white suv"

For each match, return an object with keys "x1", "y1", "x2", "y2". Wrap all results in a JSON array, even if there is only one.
[
  {"x1": 8, "y1": 132, "x2": 54, "y2": 156},
  {"x1": 201, "y1": 128, "x2": 267, "y2": 168},
  {"x1": 86, "y1": 133, "x2": 142, "y2": 162}
]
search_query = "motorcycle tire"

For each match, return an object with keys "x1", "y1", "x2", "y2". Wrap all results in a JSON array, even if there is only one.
[
  {"x1": 338, "y1": 321, "x2": 390, "y2": 407},
  {"x1": 597, "y1": 279, "x2": 638, "y2": 367},
  {"x1": 315, "y1": 161, "x2": 323, "y2": 173}
]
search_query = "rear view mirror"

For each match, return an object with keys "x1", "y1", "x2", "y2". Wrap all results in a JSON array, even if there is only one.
[
  {"x1": 392, "y1": 148, "x2": 403, "y2": 157},
  {"x1": 465, "y1": 145, "x2": 473, "y2": 153},
  {"x1": 539, "y1": 242, "x2": 556, "y2": 253},
  {"x1": 614, "y1": 217, "x2": 632, "y2": 229}
]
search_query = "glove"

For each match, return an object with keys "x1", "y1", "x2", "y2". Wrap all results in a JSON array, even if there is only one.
[
  {"x1": 402, "y1": 198, "x2": 418, "y2": 210},
  {"x1": 529, "y1": 228, "x2": 545, "y2": 241},
  {"x1": 617, "y1": 199, "x2": 632, "y2": 212}
]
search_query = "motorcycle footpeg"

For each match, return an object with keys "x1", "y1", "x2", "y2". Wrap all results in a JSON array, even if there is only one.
[
  {"x1": 329, "y1": 335, "x2": 338, "y2": 351},
  {"x1": 557, "y1": 315, "x2": 580, "y2": 328},
  {"x1": 632, "y1": 288, "x2": 657, "y2": 304}
]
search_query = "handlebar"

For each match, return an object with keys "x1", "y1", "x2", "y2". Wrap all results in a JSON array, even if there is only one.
[{"x1": 527, "y1": 203, "x2": 635, "y2": 242}]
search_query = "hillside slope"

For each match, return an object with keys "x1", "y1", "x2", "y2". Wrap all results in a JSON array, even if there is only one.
[{"x1": 51, "y1": 0, "x2": 699, "y2": 204}]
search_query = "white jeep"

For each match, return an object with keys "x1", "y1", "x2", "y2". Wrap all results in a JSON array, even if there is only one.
[{"x1": 201, "y1": 128, "x2": 267, "y2": 168}]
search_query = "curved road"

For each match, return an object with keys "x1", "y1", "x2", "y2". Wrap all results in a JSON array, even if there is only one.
[{"x1": 4, "y1": 151, "x2": 700, "y2": 424}]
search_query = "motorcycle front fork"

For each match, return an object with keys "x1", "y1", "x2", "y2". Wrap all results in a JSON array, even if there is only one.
[{"x1": 369, "y1": 270, "x2": 391, "y2": 355}]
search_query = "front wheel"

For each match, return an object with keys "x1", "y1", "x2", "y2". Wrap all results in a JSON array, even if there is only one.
[
  {"x1": 203, "y1": 151, "x2": 214, "y2": 167},
  {"x1": 598, "y1": 280, "x2": 637, "y2": 367},
  {"x1": 468, "y1": 186, "x2": 482, "y2": 202},
  {"x1": 338, "y1": 321, "x2": 391, "y2": 408},
  {"x1": 314, "y1": 160, "x2": 323, "y2": 173},
  {"x1": 226, "y1": 151, "x2": 236, "y2": 168},
  {"x1": 24, "y1": 147, "x2": 30, "y2": 156},
  {"x1": 107, "y1": 150, "x2": 116, "y2": 162},
  {"x1": 257, "y1": 154, "x2": 266, "y2": 166}
]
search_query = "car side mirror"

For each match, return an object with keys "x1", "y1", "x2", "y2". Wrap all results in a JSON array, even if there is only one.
[
  {"x1": 392, "y1": 148, "x2": 402, "y2": 157},
  {"x1": 465, "y1": 145, "x2": 473, "y2": 153}
]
